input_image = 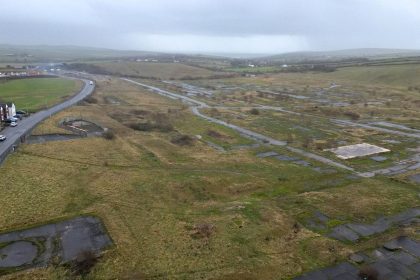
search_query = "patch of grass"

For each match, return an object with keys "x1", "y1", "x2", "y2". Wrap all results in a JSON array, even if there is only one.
[
  {"x1": 93, "y1": 61, "x2": 218, "y2": 80},
  {"x1": 0, "y1": 78, "x2": 82, "y2": 112}
]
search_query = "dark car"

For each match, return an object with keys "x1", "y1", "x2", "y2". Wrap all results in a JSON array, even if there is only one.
[{"x1": 16, "y1": 110, "x2": 27, "y2": 115}]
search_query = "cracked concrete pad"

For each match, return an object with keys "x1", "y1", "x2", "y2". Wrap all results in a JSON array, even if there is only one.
[
  {"x1": 371, "y1": 156, "x2": 388, "y2": 162},
  {"x1": 328, "y1": 225, "x2": 360, "y2": 242},
  {"x1": 346, "y1": 223, "x2": 380, "y2": 237},
  {"x1": 0, "y1": 216, "x2": 112, "y2": 272},
  {"x1": 408, "y1": 173, "x2": 420, "y2": 184},
  {"x1": 327, "y1": 143, "x2": 390, "y2": 159},
  {"x1": 0, "y1": 241, "x2": 38, "y2": 267},
  {"x1": 274, "y1": 155, "x2": 298, "y2": 161},
  {"x1": 256, "y1": 151, "x2": 278, "y2": 158}
]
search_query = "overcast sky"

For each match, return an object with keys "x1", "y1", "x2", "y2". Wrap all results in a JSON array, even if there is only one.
[{"x1": 1, "y1": 0, "x2": 420, "y2": 54}]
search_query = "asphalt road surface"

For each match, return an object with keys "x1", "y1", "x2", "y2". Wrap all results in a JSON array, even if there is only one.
[{"x1": 0, "y1": 78, "x2": 94, "y2": 164}]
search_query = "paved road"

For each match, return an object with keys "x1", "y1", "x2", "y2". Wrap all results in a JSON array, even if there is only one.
[
  {"x1": 122, "y1": 78, "x2": 354, "y2": 172},
  {"x1": 0, "y1": 78, "x2": 95, "y2": 164}
]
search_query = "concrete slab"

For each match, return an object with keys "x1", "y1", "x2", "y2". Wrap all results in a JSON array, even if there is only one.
[
  {"x1": 408, "y1": 163, "x2": 420, "y2": 170},
  {"x1": 0, "y1": 216, "x2": 111, "y2": 273},
  {"x1": 408, "y1": 173, "x2": 420, "y2": 184},
  {"x1": 294, "y1": 237, "x2": 420, "y2": 280},
  {"x1": 293, "y1": 160, "x2": 311, "y2": 167},
  {"x1": 274, "y1": 155, "x2": 298, "y2": 161},
  {"x1": 256, "y1": 151, "x2": 278, "y2": 158},
  {"x1": 0, "y1": 241, "x2": 38, "y2": 267},
  {"x1": 328, "y1": 225, "x2": 360, "y2": 242},
  {"x1": 371, "y1": 156, "x2": 388, "y2": 162},
  {"x1": 327, "y1": 143, "x2": 390, "y2": 159}
]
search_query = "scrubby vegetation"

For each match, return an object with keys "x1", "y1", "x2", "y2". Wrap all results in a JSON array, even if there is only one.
[{"x1": 1, "y1": 60, "x2": 420, "y2": 280}]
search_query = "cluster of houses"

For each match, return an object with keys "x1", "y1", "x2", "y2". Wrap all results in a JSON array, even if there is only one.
[
  {"x1": 0, "y1": 70, "x2": 43, "y2": 78},
  {"x1": 0, "y1": 103, "x2": 16, "y2": 121}
]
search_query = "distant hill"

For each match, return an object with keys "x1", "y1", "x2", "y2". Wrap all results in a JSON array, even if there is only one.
[
  {"x1": 263, "y1": 48, "x2": 420, "y2": 63},
  {"x1": 0, "y1": 44, "x2": 158, "y2": 63}
]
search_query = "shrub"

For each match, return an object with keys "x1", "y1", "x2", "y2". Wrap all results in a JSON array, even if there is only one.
[
  {"x1": 249, "y1": 108, "x2": 260, "y2": 115},
  {"x1": 191, "y1": 223, "x2": 215, "y2": 239},
  {"x1": 207, "y1": 129, "x2": 230, "y2": 139},
  {"x1": 102, "y1": 129, "x2": 115, "y2": 140},
  {"x1": 128, "y1": 122, "x2": 154, "y2": 132},
  {"x1": 69, "y1": 251, "x2": 98, "y2": 276},
  {"x1": 171, "y1": 134, "x2": 195, "y2": 146},
  {"x1": 343, "y1": 111, "x2": 360, "y2": 120},
  {"x1": 85, "y1": 96, "x2": 98, "y2": 104},
  {"x1": 130, "y1": 109, "x2": 150, "y2": 116},
  {"x1": 152, "y1": 113, "x2": 174, "y2": 132}
]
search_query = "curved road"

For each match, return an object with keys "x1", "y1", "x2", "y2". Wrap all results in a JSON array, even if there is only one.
[{"x1": 0, "y1": 78, "x2": 95, "y2": 164}]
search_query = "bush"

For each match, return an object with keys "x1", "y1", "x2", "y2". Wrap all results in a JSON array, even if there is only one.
[
  {"x1": 207, "y1": 129, "x2": 230, "y2": 139},
  {"x1": 85, "y1": 96, "x2": 98, "y2": 104},
  {"x1": 191, "y1": 223, "x2": 215, "y2": 239},
  {"x1": 344, "y1": 111, "x2": 360, "y2": 120},
  {"x1": 249, "y1": 108, "x2": 260, "y2": 115},
  {"x1": 171, "y1": 134, "x2": 195, "y2": 146},
  {"x1": 102, "y1": 129, "x2": 115, "y2": 140},
  {"x1": 128, "y1": 122, "x2": 154, "y2": 131},
  {"x1": 69, "y1": 251, "x2": 98, "y2": 276},
  {"x1": 171, "y1": 135, "x2": 194, "y2": 146},
  {"x1": 130, "y1": 109, "x2": 150, "y2": 116}
]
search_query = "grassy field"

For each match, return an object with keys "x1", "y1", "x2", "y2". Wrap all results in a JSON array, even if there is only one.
[
  {"x1": 93, "y1": 61, "x2": 219, "y2": 80},
  {"x1": 0, "y1": 78, "x2": 82, "y2": 112},
  {"x1": 0, "y1": 77, "x2": 418, "y2": 279}
]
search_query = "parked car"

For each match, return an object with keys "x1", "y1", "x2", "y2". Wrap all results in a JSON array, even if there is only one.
[
  {"x1": 10, "y1": 122, "x2": 17, "y2": 127},
  {"x1": 13, "y1": 114, "x2": 22, "y2": 120},
  {"x1": 0, "y1": 135, "x2": 6, "y2": 141},
  {"x1": 8, "y1": 117, "x2": 18, "y2": 122},
  {"x1": 16, "y1": 110, "x2": 27, "y2": 115}
]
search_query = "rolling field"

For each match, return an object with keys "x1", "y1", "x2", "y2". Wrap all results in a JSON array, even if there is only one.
[
  {"x1": 93, "y1": 61, "x2": 219, "y2": 80},
  {"x1": 0, "y1": 77, "x2": 418, "y2": 279},
  {"x1": 0, "y1": 78, "x2": 82, "y2": 112}
]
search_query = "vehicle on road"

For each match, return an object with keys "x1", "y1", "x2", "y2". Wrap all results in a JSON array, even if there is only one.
[
  {"x1": 10, "y1": 122, "x2": 17, "y2": 127},
  {"x1": 8, "y1": 117, "x2": 18, "y2": 122},
  {"x1": 89, "y1": 81, "x2": 94, "y2": 85},
  {"x1": 0, "y1": 135, "x2": 6, "y2": 141},
  {"x1": 16, "y1": 110, "x2": 27, "y2": 115}
]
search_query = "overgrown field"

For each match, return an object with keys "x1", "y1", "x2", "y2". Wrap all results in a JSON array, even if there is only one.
[
  {"x1": 0, "y1": 77, "x2": 418, "y2": 279},
  {"x1": 91, "y1": 61, "x2": 219, "y2": 80},
  {"x1": 0, "y1": 78, "x2": 82, "y2": 112}
]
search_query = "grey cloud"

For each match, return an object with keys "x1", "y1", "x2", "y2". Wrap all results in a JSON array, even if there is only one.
[{"x1": 1, "y1": 0, "x2": 419, "y2": 54}]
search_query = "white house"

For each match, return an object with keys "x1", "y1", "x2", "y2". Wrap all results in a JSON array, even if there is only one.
[{"x1": 7, "y1": 103, "x2": 16, "y2": 118}]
